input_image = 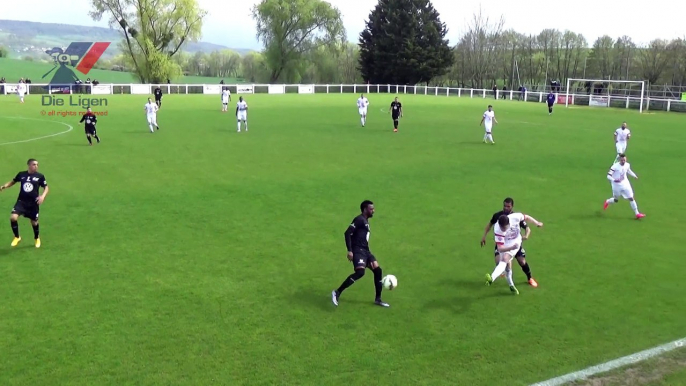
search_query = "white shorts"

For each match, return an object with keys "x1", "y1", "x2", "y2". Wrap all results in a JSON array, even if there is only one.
[
  {"x1": 359, "y1": 108, "x2": 367, "y2": 116},
  {"x1": 484, "y1": 124, "x2": 493, "y2": 133},
  {"x1": 499, "y1": 249, "x2": 517, "y2": 262},
  {"x1": 18, "y1": 92, "x2": 25, "y2": 97},
  {"x1": 222, "y1": 99, "x2": 229, "y2": 105},
  {"x1": 237, "y1": 111, "x2": 247, "y2": 121},
  {"x1": 147, "y1": 114, "x2": 157, "y2": 125},
  {"x1": 616, "y1": 142, "x2": 627, "y2": 154},
  {"x1": 612, "y1": 183, "x2": 634, "y2": 199}
]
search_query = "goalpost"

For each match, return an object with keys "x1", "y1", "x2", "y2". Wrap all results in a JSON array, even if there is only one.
[{"x1": 564, "y1": 78, "x2": 647, "y2": 113}]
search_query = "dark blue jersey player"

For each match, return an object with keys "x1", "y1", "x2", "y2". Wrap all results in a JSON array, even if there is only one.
[{"x1": 547, "y1": 92, "x2": 555, "y2": 115}]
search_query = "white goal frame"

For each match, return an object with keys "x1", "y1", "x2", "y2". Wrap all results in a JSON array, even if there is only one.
[{"x1": 565, "y1": 78, "x2": 646, "y2": 113}]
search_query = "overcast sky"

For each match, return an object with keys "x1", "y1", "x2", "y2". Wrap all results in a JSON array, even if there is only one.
[{"x1": 4, "y1": 0, "x2": 685, "y2": 49}]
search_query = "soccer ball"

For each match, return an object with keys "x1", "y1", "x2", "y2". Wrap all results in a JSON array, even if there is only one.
[{"x1": 381, "y1": 275, "x2": 398, "y2": 290}]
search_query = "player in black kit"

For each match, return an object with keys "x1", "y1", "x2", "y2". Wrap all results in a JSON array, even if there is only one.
[
  {"x1": 0, "y1": 159, "x2": 49, "y2": 248},
  {"x1": 154, "y1": 86, "x2": 163, "y2": 108},
  {"x1": 389, "y1": 97, "x2": 403, "y2": 132},
  {"x1": 79, "y1": 107, "x2": 101, "y2": 145},
  {"x1": 480, "y1": 197, "x2": 538, "y2": 287},
  {"x1": 331, "y1": 200, "x2": 390, "y2": 307}
]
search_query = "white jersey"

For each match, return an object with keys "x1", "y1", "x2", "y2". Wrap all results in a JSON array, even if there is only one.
[
  {"x1": 222, "y1": 90, "x2": 230, "y2": 102},
  {"x1": 607, "y1": 161, "x2": 634, "y2": 186},
  {"x1": 17, "y1": 83, "x2": 26, "y2": 93},
  {"x1": 494, "y1": 212, "x2": 525, "y2": 250},
  {"x1": 615, "y1": 128, "x2": 631, "y2": 143},
  {"x1": 483, "y1": 110, "x2": 495, "y2": 126},
  {"x1": 357, "y1": 97, "x2": 369, "y2": 109},
  {"x1": 145, "y1": 102, "x2": 158, "y2": 115},
  {"x1": 237, "y1": 100, "x2": 248, "y2": 111}
]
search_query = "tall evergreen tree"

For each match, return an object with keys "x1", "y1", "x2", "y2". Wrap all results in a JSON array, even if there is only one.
[{"x1": 358, "y1": 0, "x2": 453, "y2": 85}]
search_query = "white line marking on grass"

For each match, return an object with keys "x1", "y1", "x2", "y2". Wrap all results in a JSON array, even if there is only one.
[
  {"x1": 0, "y1": 117, "x2": 73, "y2": 146},
  {"x1": 530, "y1": 337, "x2": 686, "y2": 386}
]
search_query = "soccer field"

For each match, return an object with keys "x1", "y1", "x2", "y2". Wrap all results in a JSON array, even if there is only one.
[{"x1": 0, "y1": 92, "x2": 684, "y2": 385}]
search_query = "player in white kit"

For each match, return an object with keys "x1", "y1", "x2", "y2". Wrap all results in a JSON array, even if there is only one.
[
  {"x1": 221, "y1": 88, "x2": 231, "y2": 112},
  {"x1": 357, "y1": 94, "x2": 369, "y2": 127},
  {"x1": 236, "y1": 96, "x2": 248, "y2": 132},
  {"x1": 17, "y1": 79, "x2": 26, "y2": 103},
  {"x1": 144, "y1": 98, "x2": 160, "y2": 133},
  {"x1": 603, "y1": 154, "x2": 645, "y2": 219},
  {"x1": 486, "y1": 212, "x2": 543, "y2": 294},
  {"x1": 613, "y1": 122, "x2": 631, "y2": 162},
  {"x1": 480, "y1": 105, "x2": 497, "y2": 143}
]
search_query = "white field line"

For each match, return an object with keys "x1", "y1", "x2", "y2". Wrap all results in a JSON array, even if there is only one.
[
  {"x1": 0, "y1": 117, "x2": 74, "y2": 146},
  {"x1": 530, "y1": 337, "x2": 686, "y2": 386}
]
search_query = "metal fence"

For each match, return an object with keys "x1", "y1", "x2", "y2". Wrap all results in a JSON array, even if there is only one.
[{"x1": 2, "y1": 83, "x2": 685, "y2": 113}]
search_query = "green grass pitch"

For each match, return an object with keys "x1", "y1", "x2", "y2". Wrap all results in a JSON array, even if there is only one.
[{"x1": 0, "y1": 92, "x2": 684, "y2": 385}]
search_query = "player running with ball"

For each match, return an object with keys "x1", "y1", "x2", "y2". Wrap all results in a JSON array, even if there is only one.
[{"x1": 486, "y1": 212, "x2": 543, "y2": 294}]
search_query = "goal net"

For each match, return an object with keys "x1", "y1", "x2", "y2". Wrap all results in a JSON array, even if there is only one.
[{"x1": 564, "y1": 78, "x2": 647, "y2": 113}]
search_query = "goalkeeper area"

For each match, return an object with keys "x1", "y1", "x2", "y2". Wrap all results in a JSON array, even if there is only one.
[{"x1": 0, "y1": 93, "x2": 684, "y2": 385}]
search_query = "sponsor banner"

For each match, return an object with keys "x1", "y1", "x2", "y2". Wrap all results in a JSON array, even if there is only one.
[
  {"x1": 5, "y1": 85, "x2": 18, "y2": 93},
  {"x1": 203, "y1": 85, "x2": 222, "y2": 94},
  {"x1": 91, "y1": 85, "x2": 112, "y2": 95},
  {"x1": 589, "y1": 96, "x2": 609, "y2": 107},
  {"x1": 131, "y1": 84, "x2": 150, "y2": 94},
  {"x1": 268, "y1": 85, "x2": 285, "y2": 94},
  {"x1": 557, "y1": 95, "x2": 572, "y2": 104},
  {"x1": 50, "y1": 86, "x2": 72, "y2": 94},
  {"x1": 237, "y1": 85, "x2": 254, "y2": 94},
  {"x1": 298, "y1": 85, "x2": 314, "y2": 94}
]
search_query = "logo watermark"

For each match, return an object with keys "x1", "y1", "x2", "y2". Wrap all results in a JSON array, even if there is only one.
[
  {"x1": 40, "y1": 110, "x2": 108, "y2": 117},
  {"x1": 41, "y1": 95, "x2": 108, "y2": 108},
  {"x1": 42, "y1": 42, "x2": 110, "y2": 88}
]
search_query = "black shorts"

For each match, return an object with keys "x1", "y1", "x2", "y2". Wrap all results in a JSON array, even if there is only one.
[
  {"x1": 85, "y1": 126, "x2": 96, "y2": 135},
  {"x1": 392, "y1": 115, "x2": 400, "y2": 121},
  {"x1": 155, "y1": 96, "x2": 162, "y2": 101},
  {"x1": 352, "y1": 249, "x2": 377, "y2": 269},
  {"x1": 12, "y1": 200, "x2": 39, "y2": 221},
  {"x1": 547, "y1": 102, "x2": 554, "y2": 107},
  {"x1": 494, "y1": 245, "x2": 526, "y2": 258}
]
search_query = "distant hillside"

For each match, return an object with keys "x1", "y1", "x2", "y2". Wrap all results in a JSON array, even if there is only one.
[
  {"x1": 0, "y1": 20, "x2": 253, "y2": 59},
  {"x1": 0, "y1": 57, "x2": 245, "y2": 85}
]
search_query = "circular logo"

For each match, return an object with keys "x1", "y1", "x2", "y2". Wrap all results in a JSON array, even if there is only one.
[{"x1": 22, "y1": 182, "x2": 33, "y2": 192}]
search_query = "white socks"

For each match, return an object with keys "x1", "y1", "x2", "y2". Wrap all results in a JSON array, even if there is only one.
[
  {"x1": 237, "y1": 122, "x2": 247, "y2": 132},
  {"x1": 630, "y1": 200, "x2": 639, "y2": 215},
  {"x1": 484, "y1": 133, "x2": 493, "y2": 142},
  {"x1": 361, "y1": 117, "x2": 365, "y2": 126},
  {"x1": 237, "y1": 122, "x2": 241, "y2": 132},
  {"x1": 487, "y1": 134, "x2": 494, "y2": 142},
  {"x1": 149, "y1": 124, "x2": 154, "y2": 132},
  {"x1": 606, "y1": 198, "x2": 639, "y2": 214},
  {"x1": 491, "y1": 261, "x2": 507, "y2": 281},
  {"x1": 506, "y1": 268, "x2": 514, "y2": 287}
]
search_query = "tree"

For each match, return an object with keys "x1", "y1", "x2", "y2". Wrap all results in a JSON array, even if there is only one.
[
  {"x1": 638, "y1": 39, "x2": 670, "y2": 84},
  {"x1": 0, "y1": 46, "x2": 8, "y2": 58},
  {"x1": 89, "y1": 0, "x2": 207, "y2": 83},
  {"x1": 359, "y1": 0, "x2": 453, "y2": 85},
  {"x1": 252, "y1": 0, "x2": 346, "y2": 83}
]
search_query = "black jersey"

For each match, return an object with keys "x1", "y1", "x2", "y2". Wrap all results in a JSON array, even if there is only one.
[
  {"x1": 489, "y1": 210, "x2": 527, "y2": 229},
  {"x1": 154, "y1": 87, "x2": 163, "y2": 99},
  {"x1": 13, "y1": 171, "x2": 47, "y2": 203},
  {"x1": 390, "y1": 101, "x2": 402, "y2": 117},
  {"x1": 344, "y1": 214, "x2": 371, "y2": 252},
  {"x1": 80, "y1": 113, "x2": 97, "y2": 130}
]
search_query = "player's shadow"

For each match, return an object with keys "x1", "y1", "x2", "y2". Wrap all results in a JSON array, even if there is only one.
[
  {"x1": 568, "y1": 212, "x2": 637, "y2": 222},
  {"x1": 291, "y1": 288, "x2": 341, "y2": 312},
  {"x1": 456, "y1": 141, "x2": 491, "y2": 146}
]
